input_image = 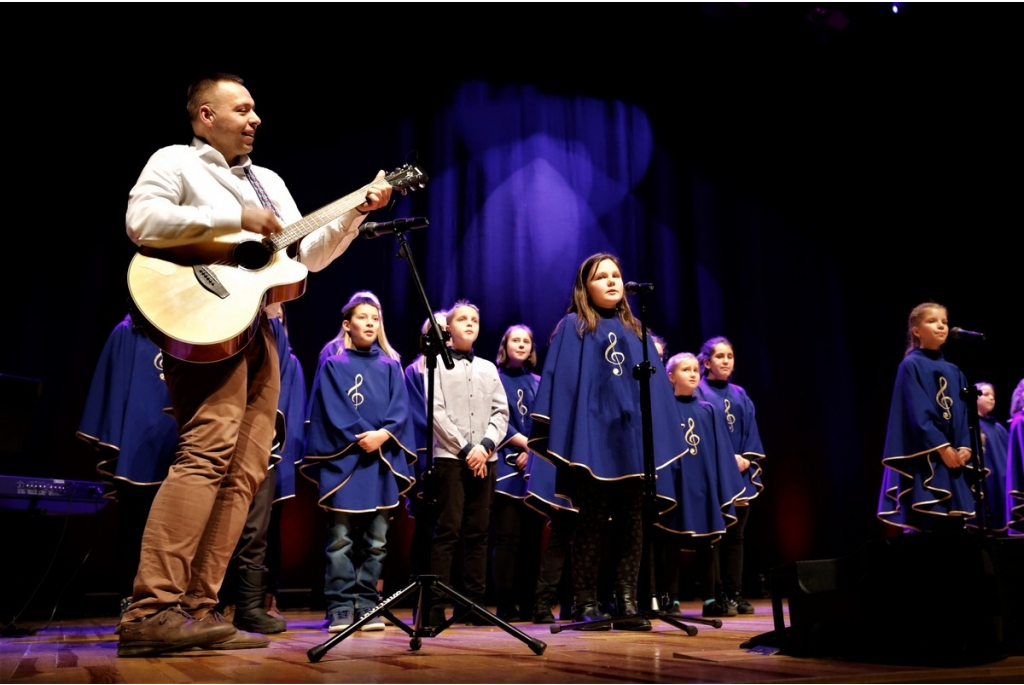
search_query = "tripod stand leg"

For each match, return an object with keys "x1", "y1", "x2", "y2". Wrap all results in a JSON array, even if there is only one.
[
  {"x1": 307, "y1": 579, "x2": 421, "y2": 662},
  {"x1": 435, "y1": 580, "x2": 547, "y2": 655}
]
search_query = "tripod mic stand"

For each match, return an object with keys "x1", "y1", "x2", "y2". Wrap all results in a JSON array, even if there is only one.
[
  {"x1": 308, "y1": 223, "x2": 545, "y2": 661},
  {"x1": 552, "y1": 284, "x2": 720, "y2": 636}
]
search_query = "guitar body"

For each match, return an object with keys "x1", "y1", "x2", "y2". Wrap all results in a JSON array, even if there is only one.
[
  {"x1": 125, "y1": 163, "x2": 428, "y2": 364},
  {"x1": 127, "y1": 232, "x2": 307, "y2": 363}
]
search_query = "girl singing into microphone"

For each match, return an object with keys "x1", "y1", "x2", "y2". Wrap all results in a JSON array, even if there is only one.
[{"x1": 877, "y1": 302, "x2": 975, "y2": 532}]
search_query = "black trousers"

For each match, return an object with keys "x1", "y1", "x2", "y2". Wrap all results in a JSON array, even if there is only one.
[
  {"x1": 490, "y1": 494, "x2": 544, "y2": 613},
  {"x1": 429, "y1": 460, "x2": 496, "y2": 604}
]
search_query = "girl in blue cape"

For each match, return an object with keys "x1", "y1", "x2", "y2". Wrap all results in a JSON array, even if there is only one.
[
  {"x1": 659, "y1": 352, "x2": 747, "y2": 618},
  {"x1": 877, "y1": 302, "x2": 975, "y2": 533},
  {"x1": 301, "y1": 292, "x2": 416, "y2": 632},
  {"x1": 490, "y1": 324, "x2": 546, "y2": 621},
  {"x1": 971, "y1": 382, "x2": 1009, "y2": 532},
  {"x1": 528, "y1": 253, "x2": 684, "y2": 631},
  {"x1": 694, "y1": 336, "x2": 765, "y2": 615}
]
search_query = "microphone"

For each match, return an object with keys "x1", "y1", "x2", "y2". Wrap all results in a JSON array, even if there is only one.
[
  {"x1": 625, "y1": 281, "x2": 654, "y2": 294},
  {"x1": 359, "y1": 217, "x2": 429, "y2": 239},
  {"x1": 950, "y1": 327, "x2": 986, "y2": 340}
]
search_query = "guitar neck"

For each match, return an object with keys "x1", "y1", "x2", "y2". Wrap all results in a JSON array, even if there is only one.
[{"x1": 264, "y1": 186, "x2": 369, "y2": 253}]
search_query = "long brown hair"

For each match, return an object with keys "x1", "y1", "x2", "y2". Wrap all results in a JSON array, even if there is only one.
[{"x1": 563, "y1": 252, "x2": 642, "y2": 338}]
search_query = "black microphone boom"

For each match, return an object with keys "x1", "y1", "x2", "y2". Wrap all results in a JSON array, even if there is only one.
[
  {"x1": 359, "y1": 217, "x2": 430, "y2": 239},
  {"x1": 625, "y1": 281, "x2": 655, "y2": 294},
  {"x1": 950, "y1": 327, "x2": 986, "y2": 340}
]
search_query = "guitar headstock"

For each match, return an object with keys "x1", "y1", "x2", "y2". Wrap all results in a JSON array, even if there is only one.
[{"x1": 385, "y1": 164, "x2": 429, "y2": 196}]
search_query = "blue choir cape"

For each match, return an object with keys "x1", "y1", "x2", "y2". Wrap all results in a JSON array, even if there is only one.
[
  {"x1": 403, "y1": 358, "x2": 430, "y2": 487},
  {"x1": 527, "y1": 313, "x2": 683, "y2": 513},
  {"x1": 270, "y1": 316, "x2": 306, "y2": 503},
  {"x1": 1005, "y1": 412, "x2": 1024, "y2": 534},
  {"x1": 495, "y1": 367, "x2": 541, "y2": 499},
  {"x1": 301, "y1": 346, "x2": 416, "y2": 513},
  {"x1": 876, "y1": 348, "x2": 976, "y2": 531},
  {"x1": 657, "y1": 395, "x2": 747, "y2": 538},
  {"x1": 969, "y1": 414, "x2": 1009, "y2": 532},
  {"x1": 76, "y1": 315, "x2": 178, "y2": 494},
  {"x1": 694, "y1": 378, "x2": 765, "y2": 500}
]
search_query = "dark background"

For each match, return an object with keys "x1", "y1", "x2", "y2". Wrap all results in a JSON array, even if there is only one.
[{"x1": 1, "y1": 4, "x2": 1020, "y2": 619}]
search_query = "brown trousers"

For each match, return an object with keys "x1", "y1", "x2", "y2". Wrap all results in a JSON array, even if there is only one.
[{"x1": 123, "y1": 320, "x2": 280, "y2": 621}]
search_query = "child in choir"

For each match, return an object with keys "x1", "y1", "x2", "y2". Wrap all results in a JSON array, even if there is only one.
[
  {"x1": 528, "y1": 253, "x2": 684, "y2": 631},
  {"x1": 490, "y1": 324, "x2": 546, "y2": 621},
  {"x1": 972, "y1": 382, "x2": 1009, "y2": 533},
  {"x1": 1005, "y1": 379, "x2": 1024, "y2": 533},
  {"x1": 301, "y1": 292, "x2": 417, "y2": 632},
  {"x1": 659, "y1": 352, "x2": 747, "y2": 618},
  {"x1": 877, "y1": 302, "x2": 975, "y2": 533},
  {"x1": 694, "y1": 336, "x2": 765, "y2": 614},
  {"x1": 428, "y1": 300, "x2": 509, "y2": 626}
]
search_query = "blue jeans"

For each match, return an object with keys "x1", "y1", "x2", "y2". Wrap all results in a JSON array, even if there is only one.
[{"x1": 325, "y1": 509, "x2": 389, "y2": 614}]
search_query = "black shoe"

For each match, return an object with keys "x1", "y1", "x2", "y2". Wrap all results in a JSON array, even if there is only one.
[
  {"x1": 702, "y1": 598, "x2": 736, "y2": 618},
  {"x1": 572, "y1": 598, "x2": 612, "y2": 631},
  {"x1": 730, "y1": 594, "x2": 755, "y2": 615},
  {"x1": 532, "y1": 604, "x2": 555, "y2": 624},
  {"x1": 611, "y1": 586, "x2": 652, "y2": 632},
  {"x1": 496, "y1": 606, "x2": 521, "y2": 622},
  {"x1": 427, "y1": 605, "x2": 447, "y2": 628}
]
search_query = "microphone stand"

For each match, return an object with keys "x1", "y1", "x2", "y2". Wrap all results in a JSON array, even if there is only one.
[
  {"x1": 551, "y1": 284, "x2": 720, "y2": 636},
  {"x1": 307, "y1": 224, "x2": 545, "y2": 661},
  {"x1": 962, "y1": 382, "x2": 990, "y2": 535}
]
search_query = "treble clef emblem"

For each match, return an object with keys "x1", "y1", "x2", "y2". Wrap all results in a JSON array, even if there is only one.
[
  {"x1": 605, "y1": 332, "x2": 625, "y2": 376},
  {"x1": 153, "y1": 351, "x2": 165, "y2": 381},
  {"x1": 516, "y1": 388, "x2": 527, "y2": 418},
  {"x1": 347, "y1": 374, "x2": 365, "y2": 408},
  {"x1": 684, "y1": 417, "x2": 700, "y2": 456},
  {"x1": 936, "y1": 376, "x2": 953, "y2": 420},
  {"x1": 724, "y1": 398, "x2": 736, "y2": 433}
]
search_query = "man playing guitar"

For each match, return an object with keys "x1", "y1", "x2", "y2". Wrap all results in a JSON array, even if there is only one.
[{"x1": 117, "y1": 72, "x2": 392, "y2": 658}]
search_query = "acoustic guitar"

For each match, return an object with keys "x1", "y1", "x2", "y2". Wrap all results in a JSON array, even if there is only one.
[{"x1": 127, "y1": 164, "x2": 428, "y2": 363}]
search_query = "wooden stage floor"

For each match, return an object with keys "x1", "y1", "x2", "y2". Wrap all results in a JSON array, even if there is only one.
[{"x1": 3, "y1": 599, "x2": 1024, "y2": 684}]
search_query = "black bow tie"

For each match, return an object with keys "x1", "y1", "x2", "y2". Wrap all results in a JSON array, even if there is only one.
[{"x1": 451, "y1": 349, "x2": 475, "y2": 362}]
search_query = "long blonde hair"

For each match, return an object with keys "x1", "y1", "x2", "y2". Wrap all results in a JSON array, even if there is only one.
[{"x1": 325, "y1": 290, "x2": 400, "y2": 362}]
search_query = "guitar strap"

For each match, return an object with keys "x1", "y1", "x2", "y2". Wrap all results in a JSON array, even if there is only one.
[
  {"x1": 244, "y1": 165, "x2": 296, "y2": 258},
  {"x1": 243, "y1": 166, "x2": 282, "y2": 219}
]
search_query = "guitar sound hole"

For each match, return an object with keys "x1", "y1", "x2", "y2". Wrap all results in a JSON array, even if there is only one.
[{"x1": 232, "y1": 240, "x2": 273, "y2": 270}]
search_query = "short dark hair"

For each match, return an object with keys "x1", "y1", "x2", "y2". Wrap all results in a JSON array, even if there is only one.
[{"x1": 186, "y1": 73, "x2": 245, "y2": 120}]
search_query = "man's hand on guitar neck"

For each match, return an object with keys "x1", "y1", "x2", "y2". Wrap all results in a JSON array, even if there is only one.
[
  {"x1": 242, "y1": 208, "x2": 284, "y2": 237},
  {"x1": 355, "y1": 170, "x2": 394, "y2": 215}
]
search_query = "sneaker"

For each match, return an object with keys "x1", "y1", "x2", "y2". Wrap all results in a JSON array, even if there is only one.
[
  {"x1": 327, "y1": 606, "x2": 353, "y2": 633},
  {"x1": 665, "y1": 600, "x2": 683, "y2": 617},
  {"x1": 117, "y1": 606, "x2": 235, "y2": 658},
  {"x1": 702, "y1": 598, "x2": 736, "y2": 618},
  {"x1": 358, "y1": 610, "x2": 386, "y2": 632},
  {"x1": 730, "y1": 595, "x2": 755, "y2": 615}
]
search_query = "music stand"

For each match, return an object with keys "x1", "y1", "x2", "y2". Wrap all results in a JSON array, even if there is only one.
[{"x1": 307, "y1": 223, "x2": 546, "y2": 661}]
